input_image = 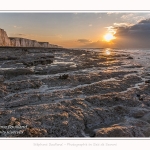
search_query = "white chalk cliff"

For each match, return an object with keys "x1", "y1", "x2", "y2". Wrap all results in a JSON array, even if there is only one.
[
  {"x1": 0, "y1": 28, "x2": 61, "y2": 48},
  {"x1": 10, "y1": 38, "x2": 41, "y2": 47},
  {"x1": 0, "y1": 29, "x2": 11, "y2": 46}
]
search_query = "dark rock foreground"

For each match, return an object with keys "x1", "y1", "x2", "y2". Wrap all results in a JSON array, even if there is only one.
[{"x1": 0, "y1": 47, "x2": 150, "y2": 137}]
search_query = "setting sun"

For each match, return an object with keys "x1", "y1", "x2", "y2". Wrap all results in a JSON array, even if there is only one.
[{"x1": 104, "y1": 33, "x2": 115, "y2": 42}]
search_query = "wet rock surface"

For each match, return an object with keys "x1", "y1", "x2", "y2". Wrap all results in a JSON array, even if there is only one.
[{"x1": 0, "y1": 47, "x2": 150, "y2": 137}]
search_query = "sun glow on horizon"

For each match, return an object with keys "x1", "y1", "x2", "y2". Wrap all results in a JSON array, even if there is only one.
[{"x1": 104, "y1": 33, "x2": 115, "y2": 42}]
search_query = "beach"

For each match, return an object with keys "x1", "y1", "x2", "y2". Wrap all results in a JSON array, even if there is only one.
[{"x1": 0, "y1": 47, "x2": 150, "y2": 137}]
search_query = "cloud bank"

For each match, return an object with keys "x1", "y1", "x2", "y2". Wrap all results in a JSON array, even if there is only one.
[
  {"x1": 81, "y1": 18, "x2": 150, "y2": 48},
  {"x1": 77, "y1": 39, "x2": 92, "y2": 43},
  {"x1": 114, "y1": 18, "x2": 150, "y2": 48}
]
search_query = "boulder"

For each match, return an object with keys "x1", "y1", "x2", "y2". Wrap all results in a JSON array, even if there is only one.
[
  {"x1": 127, "y1": 56, "x2": 133, "y2": 59},
  {"x1": 22, "y1": 128, "x2": 48, "y2": 137},
  {"x1": 3, "y1": 68, "x2": 34, "y2": 78},
  {"x1": 59, "y1": 74, "x2": 69, "y2": 79},
  {"x1": 0, "y1": 75, "x2": 4, "y2": 82},
  {"x1": 145, "y1": 80, "x2": 150, "y2": 84},
  {"x1": 95, "y1": 125, "x2": 133, "y2": 137}
]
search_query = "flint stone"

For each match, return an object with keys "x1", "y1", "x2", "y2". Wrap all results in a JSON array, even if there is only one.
[{"x1": 0, "y1": 75, "x2": 4, "y2": 82}]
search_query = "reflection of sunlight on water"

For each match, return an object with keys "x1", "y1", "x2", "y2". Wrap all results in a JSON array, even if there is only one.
[{"x1": 105, "y1": 49, "x2": 111, "y2": 55}]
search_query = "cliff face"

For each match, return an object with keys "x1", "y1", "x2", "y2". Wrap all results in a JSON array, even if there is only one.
[
  {"x1": 10, "y1": 38, "x2": 41, "y2": 47},
  {"x1": 0, "y1": 28, "x2": 60, "y2": 48},
  {"x1": 0, "y1": 29, "x2": 11, "y2": 46},
  {"x1": 39, "y1": 42, "x2": 49, "y2": 48},
  {"x1": 9, "y1": 38, "x2": 60, "y2": 48}
]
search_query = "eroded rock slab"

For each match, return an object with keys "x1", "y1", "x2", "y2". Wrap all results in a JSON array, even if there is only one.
[{"x1": 0, "y1": 47, "x2": 150, "y2": 137}]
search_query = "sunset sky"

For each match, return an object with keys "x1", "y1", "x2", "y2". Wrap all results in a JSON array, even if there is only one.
[{"x1": 1, "y1": 12, "x2": 150, "y2": 48}]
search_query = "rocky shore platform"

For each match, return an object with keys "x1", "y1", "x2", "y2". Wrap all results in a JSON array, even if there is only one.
[{"x1": 0, "y1": 47, "x2": 150, "y2": 137}]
